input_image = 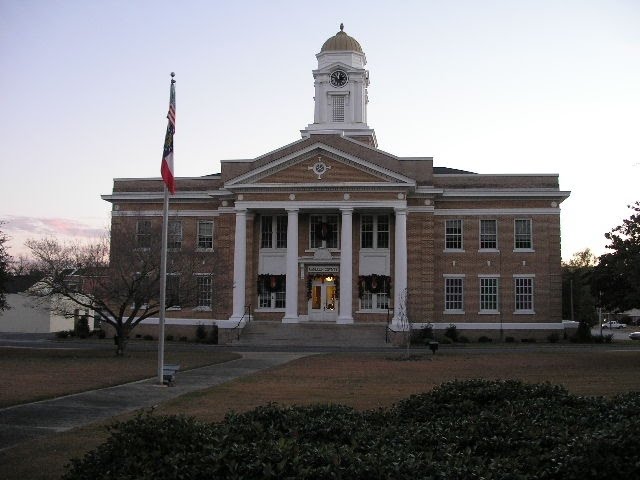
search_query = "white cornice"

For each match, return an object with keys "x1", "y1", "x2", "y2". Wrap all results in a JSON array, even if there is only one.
[
  {"x1": 228, "y1": 182, "x2": 413, "y2": 192},
  {"x1": 235, "y1": 200, "x2": 407, "y2": 210},
  {"x1": 101, "y1": 191, "x2": 230, "y2": 202},
  {"x1": 441, "y1": 189, "x2": 571, "y2": 198},
  {"x1": 111, "y1": 210, "x2": 221, "y2": 217},
  {"x1": 434, "y1": 208, "x2": 561, "y2": 216}
]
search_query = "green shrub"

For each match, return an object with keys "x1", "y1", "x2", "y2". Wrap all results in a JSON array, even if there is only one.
[
  {"x1": 458, "y1": 335, "x2": 470, "y2": 343},
  {"x1": 505, "y1": 336, "x2": 515, "y2": 343},
  {"x1": 444, "y1": 323, "x2": 458, "y2": 342},
  {"x1": 478, "y1": 335, "x2": 492, "y2": 343},
  {"x1": 166, "y1": 334, "x2": 174, "y2": 342},
  {"x1": 209, "y1": 324, "x2": 219, "y2": 344},
  {"x1": 179, "y1": 336, "x2": 188, "y2": 342},
  {"x1": 143, "y1": 335, "x2": 153, "y2": 341},
  {"x1": 438, "y1": 336, "x2": 452, "y2": 344},
  {"x1": 75, "y1": 316, "x2": 90, "y2": 339},
  {"x1": 63, "y1": 380, "x2": 640, "y2": 480},
  {"x1": 55, "y1": 330, "x2": 70, "y2": 339},
  {"x1": 521, "y1": 338, "x2": 537, "y2": 343},
  {"x1": 547, "y1": 332, "x2": 560, "y2": 343},
  {"x1": 195, "y1": 323, "x2": 207, "y2": 341},
  {"x1": 411, "y1": 324, "x2": 433, "y2": 344}
]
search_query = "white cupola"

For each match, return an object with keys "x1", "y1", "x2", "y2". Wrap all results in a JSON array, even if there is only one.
[{"x1": 301, "y1": 24, "x2": 377, "y2": 147}]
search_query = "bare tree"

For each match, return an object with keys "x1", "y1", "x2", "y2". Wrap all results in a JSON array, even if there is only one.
[
  {"x1": 26, "y1": 224, "x2": 214, "y2": 355},
  {"x1": 0, "y1": 222, "x2": 11, "y2": 312}
]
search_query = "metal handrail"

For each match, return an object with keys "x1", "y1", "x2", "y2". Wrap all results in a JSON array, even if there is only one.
[{"x1": 232, "y1": 304, "x2": 252, "y2": 341}]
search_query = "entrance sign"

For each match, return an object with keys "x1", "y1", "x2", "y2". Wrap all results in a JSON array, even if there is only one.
[{"x1": 308, "y1": 265, "x2": 339, "y2": 274}]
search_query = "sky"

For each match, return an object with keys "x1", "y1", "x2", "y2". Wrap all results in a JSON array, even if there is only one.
[{"x1": 1, "y1": 0, "x2": 639, "y2": 262}]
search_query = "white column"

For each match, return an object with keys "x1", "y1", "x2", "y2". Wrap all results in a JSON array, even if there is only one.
[
  {"x1": 338, "y1": 207, "x2": 354, "y2": 324},
  {"x1": 283, "y1": 208, "x2": 299, "y2": 323},
  {"x1": 392, "y1": 207, "x2": 408, "y2": 327},
  {"x1": 230, "y1": 209, "x2": 247, "y2": 323}
]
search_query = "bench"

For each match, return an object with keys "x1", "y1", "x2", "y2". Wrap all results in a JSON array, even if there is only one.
[{"x1": 162, "y1": 364, "x2": 181, "y2": 385}]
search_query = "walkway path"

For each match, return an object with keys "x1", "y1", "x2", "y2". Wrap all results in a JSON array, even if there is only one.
[{"x1": 0, "y1": 351, "x2": 307, "y2": 452}]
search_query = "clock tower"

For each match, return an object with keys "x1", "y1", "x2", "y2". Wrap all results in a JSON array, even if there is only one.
[{"x1": 301, "y1": 24, "x2": 377, "y2": 147}]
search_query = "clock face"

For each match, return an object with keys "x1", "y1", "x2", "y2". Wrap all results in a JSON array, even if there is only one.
[{"x1": 330, "y1": 70, "x2": 348, "y2": 87}]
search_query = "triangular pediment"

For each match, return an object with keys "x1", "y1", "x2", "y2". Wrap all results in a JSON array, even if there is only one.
[{"x1": 225, "y1": 141, "x2": 415, "y2": 191}]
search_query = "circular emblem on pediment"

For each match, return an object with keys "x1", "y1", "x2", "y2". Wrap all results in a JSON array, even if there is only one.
[{"x1": 309, "y1": 158, "x2": 331, "y2": 179}]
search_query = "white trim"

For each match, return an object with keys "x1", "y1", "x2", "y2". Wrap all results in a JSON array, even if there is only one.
[
  {"x1": 443, "y1": 273, "x2": 466, "y2": 278},
  {"x1": 112, "y1": 210, "x2": 220, "y2": 217},
  {"x1": 434, "y1": 173, "x2": 562, "y2": 178},
  {"x1": 102, "y1": 191, "x2": 229, "y2": 202},
  {"x1": 477, "y1": 274, "x2": 501, "y2": 278},
  {"x1": 441, "y1": 188, "x2": 570, "y2": 198},
  {"x1": 513, "y1": 273, "x2": 536, "y2": 278},
  {"x1": 236, "y1": 199, "x2": 407, "y2": 210},
  {"x1": 435, "y1": 208, "x2": 560, "y2": 216},
  {"x1": 443, "y1": 310, "x2": 465, "y2": 315},
  {"x1": 229, "y1": 182, "x2": 412, "y2": 190}
]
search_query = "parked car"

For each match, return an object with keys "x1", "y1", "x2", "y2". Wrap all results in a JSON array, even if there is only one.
[
  {"x1": 602, "y1": 321, "x2": 626, "y2": 329},
  {"x1": 629, "y1": 332, "x2": 640, "y2": 340}
]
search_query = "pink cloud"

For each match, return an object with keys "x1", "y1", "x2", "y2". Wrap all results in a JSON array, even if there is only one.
[{"x1": 0, "y1": 215, "x2": 107, "y2": 257}]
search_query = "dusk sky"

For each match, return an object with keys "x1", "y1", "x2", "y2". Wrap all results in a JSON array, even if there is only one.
[{"x1": 1, "y1": 0, "x2": 639, "y2": 261}]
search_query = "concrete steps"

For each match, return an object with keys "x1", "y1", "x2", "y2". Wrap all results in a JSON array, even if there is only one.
[{"x1": 236, "y1": 321, "x2": 392, "y2": 347}]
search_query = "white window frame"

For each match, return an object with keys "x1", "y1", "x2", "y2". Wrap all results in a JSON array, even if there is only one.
[
  {"x1": 136, "y1": 220, "x2": 152, "y2": 249},
  {"x1": 166, "y1": 274, "x2": 181, "y2": 311},
  {"x1": 359, "y1": 277, "x2": 391, "y2": 311},
  {"x1": 260, "y1": 215, "x2": 287, "y2": 249},
  {"x1": 197, "y1": 221, "x2": 214, "y2": 250},
  {"x1": 479, "y1": 219, "x2": 498, "y2": 251},
  {"x1": 310, "y1": 214, "x2": 340, "y2": 249},
  {"x1": 514, "y1": 275, "x2": 535, "y2": 314},
  {"x1": 444, "y1": 275, "x2": 465, "y2": 313},
  {"x1": 361, "y1": 214, "x2": 389, "y2": 249},
  {"x1": 514, "y1": 219, "x2": 533, "y2": 251},
  {"x1": 445, "y1": 219, "x2": 463, "y2": 251},
  {"x1": 168, "y1": 221, "x2": 183, "y2": 250},
  {"x1": 479, "y1": 275, "x2": 499, "y2": 314},
  {"x1": 194, "y1": 274, "x2": 213, "y2": 311}
]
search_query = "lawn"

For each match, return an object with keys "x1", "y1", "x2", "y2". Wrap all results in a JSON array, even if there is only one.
[
  {"x1": 0, "y1": 346, "x2": 241, "y2": 408},
  {"x1": 1, "y1": 346, "x2": 640, "y2": 480}
]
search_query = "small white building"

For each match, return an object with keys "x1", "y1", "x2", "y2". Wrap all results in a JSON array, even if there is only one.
[{"x1": 0, "y1": 276, "x2": 92, "y2": 333}]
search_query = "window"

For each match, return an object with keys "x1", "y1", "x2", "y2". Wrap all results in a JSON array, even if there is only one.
[
  {"x1": 166, "y1": 275, "x2": 180, "y2": 309},
  {"x1": 257, "y1": 275, "x2": 286, "y2": 309},
  {"x1": 514, "y1": 277, "x2": 534, "y2": 312},
  {"x1": 197, "y1": 221, "x2": 214, "y2": 249},
  {"x1": 260, "y1": 216, "x2": 287, "y2": 249},
  {"x1": 168, "y1": 221, "x2": 182, "y2": 249},
  {"x1": 196, "y1": 275, "x2": 212, "y2": 309},
  {"x1": 479, "y1": 277, "x2": 499, "y2": 312},
  {"x1": 261, "y1": 216, "x2": 273, "y2": 248},
  {"x1": 361, "y1": 215, "x2": 389, "y2": 249},
  {"x1": 445, "y1": 219, "x2": 463, "y2": 250},
  {"x1": 332, "y1": 95, "x2": 345, "y2": 122},
  {"x1": 444, "y1": 277, "x2": 464, "y2": 312},
  {"x1": 359, "y1": 275, "x2": 391, "y2": 310},
  {"x1": 310, "y1": 215, "x2": 339, "y2": 249},
  {"x1": 276, "y1": 216, "x2": 288, "y2": 248},
  {"x1": 514, "y1": 219, "x2": 532, "y2": 250},
  {"x1": 136, "y1": 220, "x2": 152, "y2": 249},
  {"x1": 480, "y1": 220, "x2": 497, "y2": 250}
]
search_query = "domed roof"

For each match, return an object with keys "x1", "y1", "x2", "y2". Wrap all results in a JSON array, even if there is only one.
[{"x1": 320, "y1": 23, "x2": 363, "y2": 53}]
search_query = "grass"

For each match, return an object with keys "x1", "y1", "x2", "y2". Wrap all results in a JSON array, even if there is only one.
[
  {"x1": 1, "y1": 346, "x2": 640, "y2": 480},
  {"x1": 0, "y1": 346, "x2": 241, "y2": 408}
]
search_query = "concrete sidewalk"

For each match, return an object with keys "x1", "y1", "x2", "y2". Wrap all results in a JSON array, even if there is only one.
[{"x1": 0, "y1": 351, "x2": 307, "y2": 452}]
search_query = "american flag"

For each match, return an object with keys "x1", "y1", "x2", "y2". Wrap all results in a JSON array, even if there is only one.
[{"x1": 161, "y1": 74, "x2": 176, "y2": 194}]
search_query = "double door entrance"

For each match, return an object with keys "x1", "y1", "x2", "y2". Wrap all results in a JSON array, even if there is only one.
[{"x1": 309, "y1": 276, "x2": 338, "y2": 321}]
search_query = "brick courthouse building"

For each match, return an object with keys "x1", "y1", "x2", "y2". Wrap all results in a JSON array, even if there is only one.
[{"x1": 103, "y1": 25, "x2": 570, "y2": 342}]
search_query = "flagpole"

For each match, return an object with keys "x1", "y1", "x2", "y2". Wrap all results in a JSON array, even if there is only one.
[
  {"x1": 158, "y1": 185, "x2": 169, "y2": 385},
  {"x1": 158, "y1": 72, "x2": 175, "y2": 385}
]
